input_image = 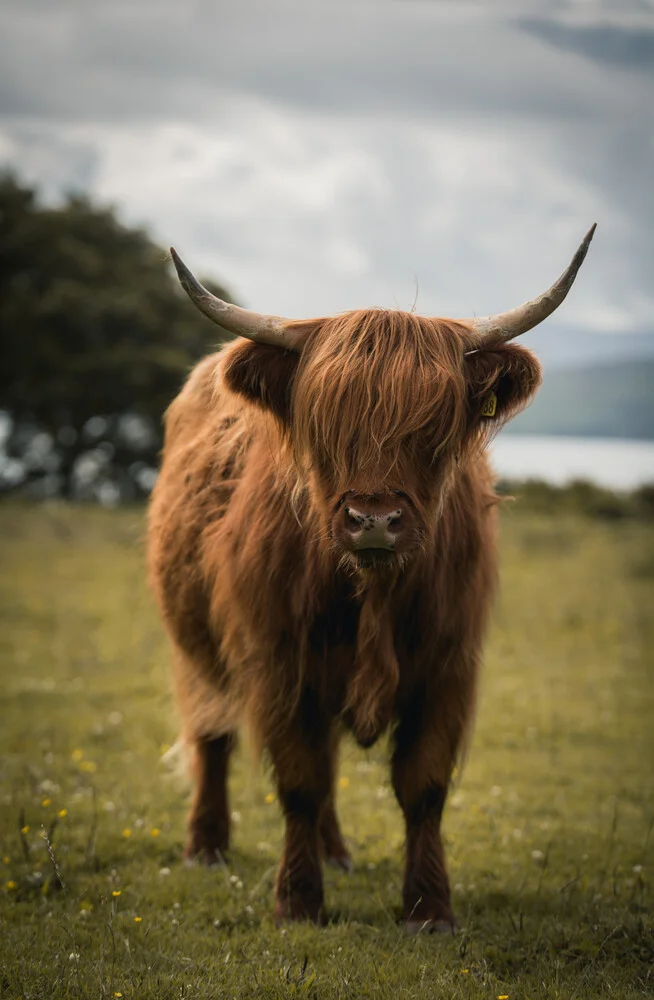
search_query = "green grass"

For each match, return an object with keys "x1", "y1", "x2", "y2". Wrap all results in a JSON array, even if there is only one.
[{"x1": 0, "y1": 502, "x2": 652, "y2": 999}]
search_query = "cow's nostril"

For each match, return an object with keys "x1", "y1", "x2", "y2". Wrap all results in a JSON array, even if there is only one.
[
  {"x1": 387, "y1": 511, "x2": 402, "y2": 533},
  {"x1": 344, "y1": 507, "x2": 362, "y2": 531}
]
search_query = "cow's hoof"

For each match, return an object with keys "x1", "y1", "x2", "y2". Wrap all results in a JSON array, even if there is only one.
[
  {"x1": 274, "y1": 902, "x2": 325, "y2": 927},
  {"x1": 325, "y1": 853, "x2": 353, "y2": 873},
  {"x1": 274, "y1": 880, "x2": 325, "y2": 925},
  {"x1": 403, "y1": 917, "x2": 457, "y2": 935},
  {"x1": 402, "y1": 893, "x2": 456, "y2": 934},
  {"x1": 184, "y1": 842, "x2": 228, "y2": 867}
]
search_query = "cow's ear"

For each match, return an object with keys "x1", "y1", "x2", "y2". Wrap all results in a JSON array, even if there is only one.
[
  {"x1": 464, "y1": 342, "x2": 542, "y2": 428},
  {"x1": 222, "y1": 341, "x2": 300, "y2": 424}
]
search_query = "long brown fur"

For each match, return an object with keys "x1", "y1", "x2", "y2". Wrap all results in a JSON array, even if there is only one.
[{"x1": 147, "y1": 308, "x2": 541, "y2": 927}]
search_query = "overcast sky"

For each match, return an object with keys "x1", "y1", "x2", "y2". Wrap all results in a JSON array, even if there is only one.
[{"x1": 1, "y1": 0, "x2": 653, "y2": 365}]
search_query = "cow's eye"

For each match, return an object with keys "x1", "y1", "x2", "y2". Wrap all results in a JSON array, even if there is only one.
[{"x1": 336, "y1": 490, "x2": 355, "y2": 509}]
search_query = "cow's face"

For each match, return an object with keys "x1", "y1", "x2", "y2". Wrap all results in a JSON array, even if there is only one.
[{"x1": 224, "y1": 309, "x2": 541, "y2": 571}]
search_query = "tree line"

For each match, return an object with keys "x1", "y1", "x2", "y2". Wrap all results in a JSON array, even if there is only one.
[{"x1": 0, "y1": 173, "x2": 234, "y2": 501}]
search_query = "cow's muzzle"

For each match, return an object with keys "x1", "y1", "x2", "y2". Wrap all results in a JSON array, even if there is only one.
[
  {"x1": 343, "y1": 505, "x2": 402, "y2": 551},
  {"x1": 332, "y1": 491, "x2": 419, "y2": 565}
]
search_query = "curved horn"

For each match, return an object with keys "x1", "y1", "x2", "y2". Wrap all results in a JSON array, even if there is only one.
[
  {"x1": 169, "y1": 247, "x2": 303, "y2": 351},
  {"x1": 466, "y1": 224, "x2": 596, "y2": 348}
]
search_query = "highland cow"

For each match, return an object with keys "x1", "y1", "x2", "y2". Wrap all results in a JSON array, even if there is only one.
[{"x1": 147, "y1": 225, "x2": 595, "y2": 930}]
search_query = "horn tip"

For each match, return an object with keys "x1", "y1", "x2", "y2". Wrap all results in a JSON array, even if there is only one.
[
  {"x1": 569, "y1": 223, "x2": 597, "y2": 277},
  {"x1": 168, "y1": 247, "x2": 193, "y2": 286}
]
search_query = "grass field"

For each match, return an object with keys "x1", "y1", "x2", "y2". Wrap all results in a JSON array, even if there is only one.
[{"x1": 1, "y1": 501, "x2": 652, "y2": 999}]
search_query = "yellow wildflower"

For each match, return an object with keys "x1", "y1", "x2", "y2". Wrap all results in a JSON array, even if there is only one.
[
  {"x1": 58, "y1": 808, "x2": 68, "y2": 818},
  {"x1": 112, "y1": 890, "x2": 121, "y2": 897},
  {"x1": 151, "y1": 828, "x2": 160, "y2": 837},
  {"x1": 71, "y1": 749, "x2": 84, "y2": 761},
  {"x1": 122, "y1": 829, "x2": 132, "y2": 839},
  {"x1": 265, "y1": 793, "x2": 275, "y2": 805},
  {"x1": 460, "y1": 968, "x2": 470, "y2": 974},
  {"x1": 498, "y1": 995, "x2": 509, "y2": 999},
  {"x1": 5, "y1": 880, "x2": 17, "y2": 890},
  {"x1": 134, "y1": 916, "x2": 142, "y2": 922},
  {"x1": 114, "y1": 994, "x2": 123, "y2": 998},
  {"x1": 20, "y1": 825, "x2": 29, "y2": 835},
  {"x1": 41, "y1": 798, "x2": 51, "y2": 807},
  {"x1": 338, "y1": 776, "x2": 350, "y2": 790}
]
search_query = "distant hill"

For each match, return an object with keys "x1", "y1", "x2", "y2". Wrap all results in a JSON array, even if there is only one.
[
  {"x1": 505, "y1": 358, "x2": 654, "y2": 440},
  {"x1": 519, "y1": 327, "x2": 654, "y2": 370}
]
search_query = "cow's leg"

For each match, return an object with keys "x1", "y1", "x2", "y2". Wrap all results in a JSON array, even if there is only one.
[
  {"x1": 392, "y1": 727, "x2": 454, "y2": 932},
  {"x1": 319, "y1": 732, "x2": 352, "y2": 871},
  {"x1": 319, "y1": 797, "x2": 351, "y2": 872},
  {"x1": 185, "y1": 733, "x2": 235, "y2": 865},
  {"x1": 392, "y1": 672, "x2": 475, "y2": 933},
  {"x1": 268, "y1": 711, "x2": 334, "y2": 924}
]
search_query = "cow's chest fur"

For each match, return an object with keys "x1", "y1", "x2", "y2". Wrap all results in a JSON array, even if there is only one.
[
  {"x1": 303, "y1": 579, "x2": 423, "y2": 738},
  {"x1": 306, "y1": 589, "x2": 359, "y2": 713},
  {"x1": 308, "y1": 588, "x2": 361, "y2": 654}
]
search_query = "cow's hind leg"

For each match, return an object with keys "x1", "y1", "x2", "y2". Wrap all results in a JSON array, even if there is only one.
[{"x1": 185, "y1": 733, "x2": 235, "y2": 865}]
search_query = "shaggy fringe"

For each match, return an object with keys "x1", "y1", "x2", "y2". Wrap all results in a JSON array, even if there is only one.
[{"x1": 290, "y1": 311, "x2": 470, "y2": 485}]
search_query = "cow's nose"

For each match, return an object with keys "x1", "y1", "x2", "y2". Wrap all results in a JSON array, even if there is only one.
[{"x1": 343, "y1": 506, "x2": 403, "y2": 550}]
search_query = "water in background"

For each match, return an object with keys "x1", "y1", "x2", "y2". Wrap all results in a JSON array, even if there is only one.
[{"x1": 491, "y1": 435, "x2": 654, "y2": 490}]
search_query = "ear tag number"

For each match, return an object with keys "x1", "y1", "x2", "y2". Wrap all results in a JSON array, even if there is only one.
[{"x1": 481, "y1": 392, "x2": 497, "y2": 418}]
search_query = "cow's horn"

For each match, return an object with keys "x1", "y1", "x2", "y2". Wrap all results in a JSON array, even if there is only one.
[
  {"x1": 169, "y1": 248, "x2": 303, "y2": 351},
  {"x1": 465, "y1": 224, "x2": 597, "y2": 348}
]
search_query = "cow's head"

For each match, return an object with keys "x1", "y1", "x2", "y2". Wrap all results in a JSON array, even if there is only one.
[{"x1": 170, "y1": 226, "x2": 595, "y2": 572}]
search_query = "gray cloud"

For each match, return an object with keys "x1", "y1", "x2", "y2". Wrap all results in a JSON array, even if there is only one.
[
  {"x1": 1, "y1": 0, "x2": 653, "y2": 360},
  {"x1": 520, "y1": 18, "x2": 654, "y2": 70},
  {"x1": 1, "y1": 1, "x2": 650, "y2": 123}
]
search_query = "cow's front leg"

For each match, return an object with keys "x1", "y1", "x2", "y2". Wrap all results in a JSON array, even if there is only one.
[
  {"x1": 268, "y1": 713, "x2": 333, "y2": 924},
  {"x1": 392, "y1": 676, "x2": 474, "y2": 933}
]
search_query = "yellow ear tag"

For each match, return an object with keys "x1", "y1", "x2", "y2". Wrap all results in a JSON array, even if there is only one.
[{"x1": 481, "y1": 392, "x2": 497, "y2": 418}]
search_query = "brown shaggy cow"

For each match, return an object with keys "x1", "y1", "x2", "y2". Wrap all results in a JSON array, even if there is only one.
[{"x1": 147, "y1": 226, "x2": 595, "y2": 931}]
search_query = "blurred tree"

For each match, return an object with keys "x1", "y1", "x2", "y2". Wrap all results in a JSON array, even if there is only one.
[{"x1": 0, "y1": 173, "x2": 235, "y2": 499}]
